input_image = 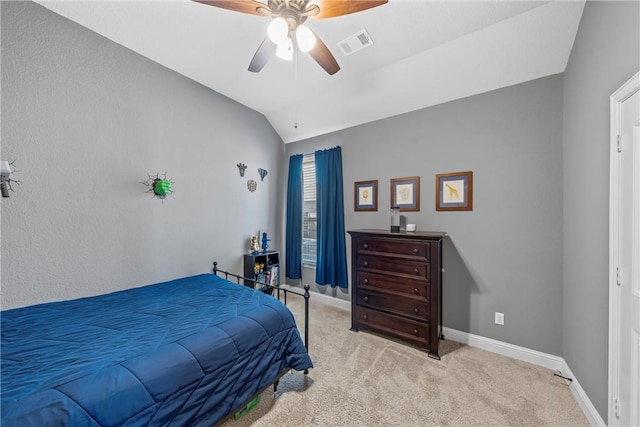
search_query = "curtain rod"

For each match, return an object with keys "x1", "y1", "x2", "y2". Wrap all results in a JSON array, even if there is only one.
[{"x1": 291, "y1": 146, "x2": 341, "y2": 157}]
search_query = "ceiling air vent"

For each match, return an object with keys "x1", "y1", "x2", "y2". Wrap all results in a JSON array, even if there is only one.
[{"x1": 337, "y1": 29, "x2": 374, "y2": 56}]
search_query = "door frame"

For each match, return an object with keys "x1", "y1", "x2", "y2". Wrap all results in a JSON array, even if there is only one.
[{"x1": 608, "y1": 71, "x2": 640, "y2": 426}]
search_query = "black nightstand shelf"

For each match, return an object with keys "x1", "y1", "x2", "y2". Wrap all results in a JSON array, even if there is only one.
[{"x1": 243, "y1": 251, "x2": 280, "y2": 292}]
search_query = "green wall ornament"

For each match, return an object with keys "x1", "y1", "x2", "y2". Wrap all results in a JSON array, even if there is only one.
[
  {"x1": 142, "y1": 173, "x2": 175, "y2": 200},
  {"x1": 153, "y1": 179, "x2": 172, "y2": 196}
]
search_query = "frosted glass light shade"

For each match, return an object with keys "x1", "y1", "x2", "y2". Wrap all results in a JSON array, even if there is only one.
[
  {"x1": 267, "y1": 17, "x2": 288, "y2": 44},
  {"x1": 275, "y1": 37, "x2": 293, "y2": 61},
  {"x1": 296, "y1": 24, "x2": 316, "y2": 52}
]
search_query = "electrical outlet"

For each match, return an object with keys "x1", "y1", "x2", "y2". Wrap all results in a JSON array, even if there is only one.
[{"x1": 495, "y1": 312, "x2": 505, "y2": 325}]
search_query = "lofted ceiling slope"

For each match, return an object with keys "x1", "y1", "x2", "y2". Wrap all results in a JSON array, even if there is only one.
[{"x1": 35, "y1": 0, "x2": 585, "y2": 143}]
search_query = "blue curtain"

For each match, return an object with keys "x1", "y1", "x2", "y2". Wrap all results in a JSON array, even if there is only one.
[
  {"x1": 285, "y1": 154, "x2": 303, "y2": 280},
  {"x1": 315, "y1": 147, "x2": 348, "y2": 288}
]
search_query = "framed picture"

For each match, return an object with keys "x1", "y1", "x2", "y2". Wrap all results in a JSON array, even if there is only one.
[
  {"x1": 436, "y1": 171, "x2": 473, "y2": 211},
  {"x1": 390, "y1": 176, "x2": 420, "y2": 211},
  {"x1": 354, "y1": 180, "x2": 378, "y2": 211}
]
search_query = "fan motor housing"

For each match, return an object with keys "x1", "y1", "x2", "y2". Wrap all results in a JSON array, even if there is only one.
[{"x1": 269, "y1": 0, "x2": 311, "y2": 30}]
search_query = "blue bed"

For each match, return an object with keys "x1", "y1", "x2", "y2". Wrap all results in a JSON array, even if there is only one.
[{"x1": 1, "y1": 273, "x2": 313, "y2": 426}]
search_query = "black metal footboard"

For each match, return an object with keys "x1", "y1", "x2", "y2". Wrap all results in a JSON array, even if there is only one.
[{"x1": 211, "y1": 261, "x2": 311, "y2": 355}]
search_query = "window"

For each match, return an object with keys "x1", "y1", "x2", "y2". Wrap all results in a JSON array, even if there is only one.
[{"x1": 302, "y1": 154, "x2": 316, "y2": 267}]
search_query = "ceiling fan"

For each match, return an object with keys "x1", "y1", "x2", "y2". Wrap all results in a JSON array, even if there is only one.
[{"x1": 193, "y1": 0, "x2": 388, "y2": 75}]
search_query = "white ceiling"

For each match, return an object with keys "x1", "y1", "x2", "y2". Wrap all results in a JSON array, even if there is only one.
[{"x1": 35, "y1": 0, "x2": 585, "y2": 143}]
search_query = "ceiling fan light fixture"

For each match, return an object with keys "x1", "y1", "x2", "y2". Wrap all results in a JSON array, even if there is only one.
[
  {"x1": 192, "y1": 0, "x2": 388, "y2": 75},
  {"x1": 275, "y1": 37, "x2": 293, "y2": 61},
  {"x1": 267, "y1": 17, "x2": 288, "y2": 44},
  {"x1": 296, "y1": 24, "x2": 316, "y2": 53}
]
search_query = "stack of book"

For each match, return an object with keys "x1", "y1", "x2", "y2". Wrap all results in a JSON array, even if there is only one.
[{"x1": 256, "y1": 265, "x2": 278, "y2": 293}]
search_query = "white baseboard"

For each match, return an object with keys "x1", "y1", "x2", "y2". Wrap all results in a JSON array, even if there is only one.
[
  {"x1": 442, "y1": 327, "x2": 563, "y2": 371},
  {"x1": 560, "y1": 359, "x2": 607, "y2": 427},
  {"x1": 442, "y1": 327, "x2": 605, "y2": 427},
  {"x1": 280, "y1": 284, "x2": 351, "y2": 311}
]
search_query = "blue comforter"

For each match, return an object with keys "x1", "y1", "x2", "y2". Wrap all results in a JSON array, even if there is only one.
[{"x1": 1, "y1": 274, "x2": 312, "y2": 426}]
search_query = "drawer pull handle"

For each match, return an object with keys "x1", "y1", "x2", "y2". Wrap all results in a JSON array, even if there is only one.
[
  {"x1": 413, "y1": 248, "x2": 419, "y2": 254},
  {"x1": 364, "y1": 296, "x2": 369, "y2": 302},
  {"x1": 363, "y1": 261, "x2": 369, "y2": 267},
  {"x1": 363, "y1": 243, "x2": 369, "y2": 249},
  {"x1": 364, "y1": 278, "x2": 369, "y2": 284},
  {"x1": 414, "y1": 268, "x2": 420, "y2": 273},
  {"x1": 363, "y1": 314, "x2": 368, "y2": 320},
  {"x1": 413, "y1": 328, "x2": 419, "y2": 336},
  {"x1": 414, "y1": 307, "x2": 419, "y2": 313},
  {"x1": 414, "y1": 288, "x2": 419, "y2": 294}
]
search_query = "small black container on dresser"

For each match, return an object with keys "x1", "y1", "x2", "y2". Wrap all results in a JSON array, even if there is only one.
[{"x1": 347, "y1": 229, "x2": 446, "y2": 359}]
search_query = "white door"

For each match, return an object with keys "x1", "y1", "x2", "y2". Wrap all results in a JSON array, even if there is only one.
[{"x1": 609, "y1": 72, "x2": 640, "y2": 427}]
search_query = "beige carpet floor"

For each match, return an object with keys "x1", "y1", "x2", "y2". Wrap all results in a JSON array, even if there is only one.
[{"x1": 220, "y1": 298, "x2": 588, "y2": 427}]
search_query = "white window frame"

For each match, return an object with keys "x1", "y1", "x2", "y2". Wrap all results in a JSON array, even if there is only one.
[{"x1": 302, "y1": 154, "x2": 316, "y2": 268}]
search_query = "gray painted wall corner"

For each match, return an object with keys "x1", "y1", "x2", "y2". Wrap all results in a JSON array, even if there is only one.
[{"x1": 562, "y1": 0, "x2": 640, "y2": 419}]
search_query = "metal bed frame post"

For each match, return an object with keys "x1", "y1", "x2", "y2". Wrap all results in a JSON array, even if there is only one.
[{"x1": 303, "y1": 284, "x2": 310, "y2": 352}]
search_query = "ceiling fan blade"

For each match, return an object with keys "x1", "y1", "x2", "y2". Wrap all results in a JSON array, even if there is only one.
[
  {"x1": 192, "y1": 0, "x2": 267, "y2": 16},
  {"x1": 308, "y1": 31, "x2": 340, "y2": 75},
  {"x1": 248, "y1": 37, "x2": 277, "y2": 72},
  {"x1": 310, "y1": 0, "x2": 387, "y2": 19}
]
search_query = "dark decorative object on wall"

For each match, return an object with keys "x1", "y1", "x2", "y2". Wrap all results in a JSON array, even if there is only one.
[
  {"x1": 354, "y1": 179, "x2": 378, "y2": 211},
  {"x1": 391, "y1": 176, "x2": 420, "y2": 211},
  {"x1": 142, "y1": 173, "x2": 175, "y2": 200},
  {"x1": 435, "y1": 171, "x2": 473, "y2": 211},
  {"x1": 258, "y1": 168, "x2": 268, "y2": 181},
  {"x1": 247, "y1": 179, "x2": 257, "y2": 192},
  {"x1": 1, "y1": 160, "x2": 19, "y2": 198},
  {"x1": 237, "y1": 163, "x2": 247, "y2": 177}
]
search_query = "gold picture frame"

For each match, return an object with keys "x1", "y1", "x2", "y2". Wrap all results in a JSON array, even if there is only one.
[
  {"x1": 436, "y1": 171, "x2": 473, "y2": 211},
  {"x1": 390, "y1": 176, "x2": 420, "y2": 211},
  {"x1": 354, "y1": 180, "x2": 378, "y2": 212}
]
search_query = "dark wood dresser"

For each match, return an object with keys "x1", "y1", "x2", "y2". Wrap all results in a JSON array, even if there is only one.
[{"x1": 347, "y1": 229, "x2": 446, "y2": 359}]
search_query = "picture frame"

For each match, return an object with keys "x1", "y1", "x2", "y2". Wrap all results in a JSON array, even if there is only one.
[
  {"x1": 390, "y1": 176, "x2": 420, "y2": 211},
  {"x1": 436, "y1": 171, "x2": 473, "y2": 211},
  {"x1": 354, "y1": 180, "x2": 378, "y2": 212}
]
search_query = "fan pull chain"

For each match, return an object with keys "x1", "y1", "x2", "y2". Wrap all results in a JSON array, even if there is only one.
[{"x1": 294, "y1": 42, "x2": 298, "y2": 129}]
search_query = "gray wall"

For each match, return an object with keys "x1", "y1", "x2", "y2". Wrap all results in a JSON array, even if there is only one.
[
  {"x1": 3, "y1": 0, "x2": 638, "y2": 420},
  {"x1": 1, "y1": 1, "x2": 284, "y2": 309},
  {"x1": 562, "y1": 0, "x2": 639, "y2": 419},
  {"x1": 285, "y1": 74, "x2": 565, "y2": 356}
]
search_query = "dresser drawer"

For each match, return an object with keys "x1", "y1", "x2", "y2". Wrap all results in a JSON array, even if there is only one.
[
  {"x1": 356, "y1": 289, "x2": 429, "y2": 322},
  {"x1": 354, "y1": 306, "x2": 430, "y2": 346},
  {"x1": 357, "y1": 238, "x2": 430, "y2": 260},
  {"x1": 356, "y1": 255, "x2": 429, "y2": 278},
  {"x1": 358, "y1": 272, "x2": 430, "y2": 300}
]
